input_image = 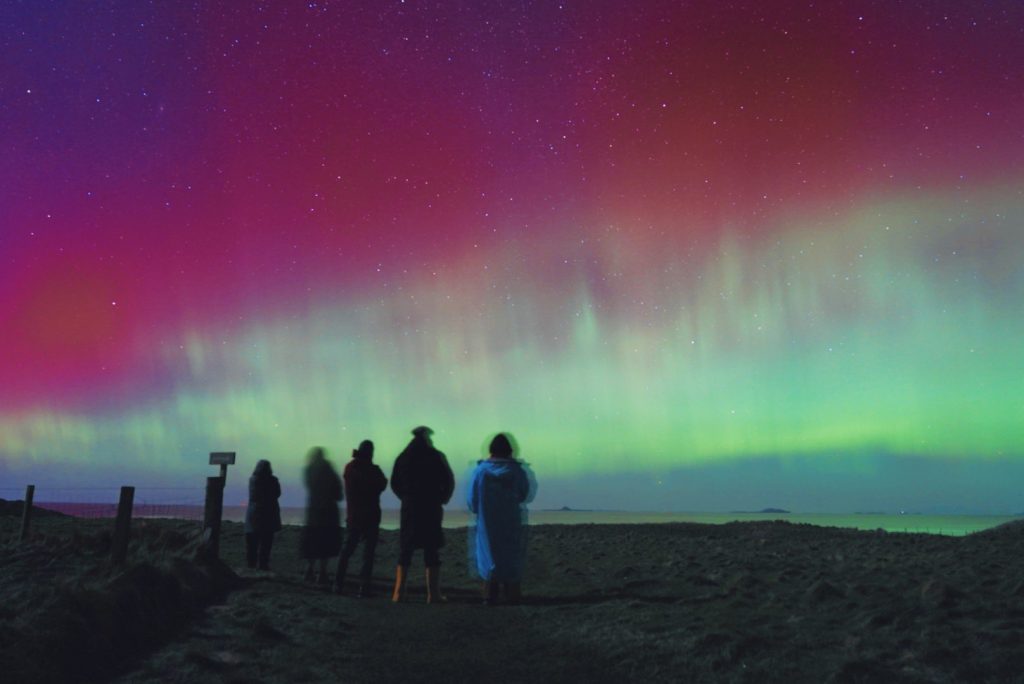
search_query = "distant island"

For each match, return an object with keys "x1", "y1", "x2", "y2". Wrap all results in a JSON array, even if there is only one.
[{"x1": 730, "y1": 508, "x2": 791, "y2": 514}]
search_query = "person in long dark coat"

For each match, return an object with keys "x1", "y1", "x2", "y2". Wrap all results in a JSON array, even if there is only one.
[
  {"x1": 390, "y1": 425, "x2": 455, "y2": 603},
  {"x1": 244, "y1": 459, "x2": 282, "y2": 570},
  {"x1": 334, "y1": 439, "x2": 388, "y2": 596},
  {"x1": 300, "y1": 446, "x2": 343, "y2": 585}
]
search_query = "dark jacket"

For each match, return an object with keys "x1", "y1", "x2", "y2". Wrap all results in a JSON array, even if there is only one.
[
  {"x1": 344, "y1": 457, "x2": 388, "y2": 529},
  {"x1": 245, "y1": 472, "x2": 282, "y2": 534},
  {"x1": 391, "y1": 436, "x2": 455, "y2": 549},
  {"x1": 304, "y1": 456, "x2": 343, "y2": 529}
]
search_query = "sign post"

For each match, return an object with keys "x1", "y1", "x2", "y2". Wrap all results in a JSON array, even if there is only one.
[
  {"x1": 202, "y1": 477, "x2": 224, "y2": 559},
  {"x1": 200, "y1": 452, "x2": 235, "y2": 560},
  {"x1": 209, "y1": 451, "x2": 236, "y2": 483}
]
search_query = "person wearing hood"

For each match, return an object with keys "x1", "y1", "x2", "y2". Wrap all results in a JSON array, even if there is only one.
[
  {"x1": 244, "y1": 459, "x2": 282, "y2": 570},
  {"x1": 300, "y1": 446, "x2": 343, "y2": 585},
  {"x1": 390, "y1": 425, "x2": 455, "y2": 603},
  {"x1": 467, "y1": 433, "x2": 532, "y2": 605},
  {"x1": 334, "y1": 439, "x2": 388, "y2": 596}
]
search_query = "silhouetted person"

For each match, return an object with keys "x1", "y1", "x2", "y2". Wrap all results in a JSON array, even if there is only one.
[
  {"x1": 300, "y1": 446, "x2": 343, "y2": 585},
  {"x1": 244, "y1": 459, "x2": 282, "y2": 570},
  {"x1": 467, "y1": 433, "x2": 532, "y2": 604},
  {"x1": 390, "y1": 425, "x2": 455, "y2": 603},
  {"x1": 334, "y1": 439, "x2": 388, "y2": 596}
]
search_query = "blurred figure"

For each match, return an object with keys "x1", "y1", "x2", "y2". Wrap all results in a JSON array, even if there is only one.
[
  {"x1": 244, "y1": 459, "x2": 282, "y2": 570},
  {"x1": 335, "y1": 439, "x2": 388, "y2": 596},
  {"x1": 300, "y1": 446, "x2": 343, "y2": 585},
  {"x1": 467, "y1": 433, "x2": 532, "y2": 604},
  {"x1": 390, "y1": 426, "x2": 455, "y2": 603}
]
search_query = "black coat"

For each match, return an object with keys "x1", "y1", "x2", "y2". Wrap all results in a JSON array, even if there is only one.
[
  {"x1": 304, "y1": 457, "x2": 342, "y2": 529},
  {"x1": 344, "y1": 457, "x2": 388, "y2": 530},
  {"x1": 301, "y1": 457, "x2": 343, "y2": 558},
  {"x1": 390, "y1": 438, "x2": 455, "y2": 549},
  {"x1": 245, "y1": 473, "x2": 282, "y2": 534}
]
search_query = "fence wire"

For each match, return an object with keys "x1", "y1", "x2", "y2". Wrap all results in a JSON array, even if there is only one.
[{"x1": 0, "y1": 486, "x2": 207, "y2": 521}]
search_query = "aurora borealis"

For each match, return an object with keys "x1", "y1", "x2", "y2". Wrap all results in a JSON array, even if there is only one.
[{"x1": 2, "y1": 1, "x2": 1023, "y2": 512}]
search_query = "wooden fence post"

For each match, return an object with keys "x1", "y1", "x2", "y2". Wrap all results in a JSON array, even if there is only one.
[
  {"x1": 202, "y1": 476, "x2": 224, "y2": 559},
  {"x1": 111, "y1": 486, "x2": 135, "y2": 564},
  {"x1": 19, "y1": 484, "x2": 35, "y2": 542}
]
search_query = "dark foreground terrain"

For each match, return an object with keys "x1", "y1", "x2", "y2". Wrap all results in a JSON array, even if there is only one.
[{"x1": 3, "y1": 503, "x2": 1024, "y2": 683}]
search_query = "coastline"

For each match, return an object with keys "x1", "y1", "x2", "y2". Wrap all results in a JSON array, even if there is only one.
[{"x1": 32, "y1": 501, "x2": 1017, "y2": 535}]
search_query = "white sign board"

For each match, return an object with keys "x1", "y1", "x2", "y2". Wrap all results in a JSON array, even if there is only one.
[{"x1": 209, "y1": 452, "x2": 236, "y2": 465}]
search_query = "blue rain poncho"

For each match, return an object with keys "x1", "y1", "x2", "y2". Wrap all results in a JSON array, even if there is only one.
[{"x1": 467, "y1": 458, "x2": 531, "y2": 581}]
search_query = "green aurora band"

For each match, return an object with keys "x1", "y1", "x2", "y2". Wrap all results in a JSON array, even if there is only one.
[{"x1": 2, "y1": 187, "x2": 1023, "y2": 509}]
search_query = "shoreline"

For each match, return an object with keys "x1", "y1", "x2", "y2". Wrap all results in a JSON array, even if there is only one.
[{"x1": 22, "y1": 497, "x2": 1021, "y2": 536}]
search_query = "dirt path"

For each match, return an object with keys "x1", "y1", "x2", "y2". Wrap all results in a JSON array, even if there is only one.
[
  {"x1": 114, "y1": 523, "x2": 629, "y2": 684},
  {"x1": 113, "y1": 570, "x2": 626, "y2": 683}
]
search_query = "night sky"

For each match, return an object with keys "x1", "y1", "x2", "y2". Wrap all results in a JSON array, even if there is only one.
[{"x1": 2, "y1": 1, "x2": 1023, "y2": 512}]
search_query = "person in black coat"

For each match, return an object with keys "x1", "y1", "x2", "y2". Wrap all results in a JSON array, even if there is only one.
[
  {"x1": 334, "y1": 439, "x2": 388, "y2": 596},
  {"x1": 300, "y1": 446, "x2": 343, "y2": 585},
  {"x1": 390, "y1": 425, "x2": 455, "y2": 603},
  {"x1": 244, "y1": 459, "x2": 282, "y2": 570}
]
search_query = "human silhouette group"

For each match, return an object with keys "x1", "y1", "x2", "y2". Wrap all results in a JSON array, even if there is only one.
[{"x1": 243, "y1": 425, "x2": 533, "y2": 604}]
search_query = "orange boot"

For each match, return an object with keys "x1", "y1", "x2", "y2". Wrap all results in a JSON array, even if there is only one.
[{"x1": 391, "y1": 565, "x2": 408, "y2": 603}]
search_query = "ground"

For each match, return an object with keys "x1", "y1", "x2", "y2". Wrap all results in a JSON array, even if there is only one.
[{"x1": 4, "y1": 509, "x2": 1024, "y2": 683}]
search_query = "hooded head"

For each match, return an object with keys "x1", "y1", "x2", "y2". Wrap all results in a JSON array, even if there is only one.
[
  {"x1": 353, "y1": 439, "x2": 374, "y2": 460},
  {"x1": 307, "y1": 446, "x2": 326, "y2": 464},
  {"x1": 253, "y1": 459, "x2": 273, "y2": 477},
  {"x1": 489, "y1": 433, "x2": 514, "y2": 459}
]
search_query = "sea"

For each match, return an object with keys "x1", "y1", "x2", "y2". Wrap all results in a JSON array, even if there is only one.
[
  {"x1": 30, "y1": 501, "x2": 1018, "y2": 536},
  {"x1": 307, "y1": 509, "x2": 1019, "y2": 536}
]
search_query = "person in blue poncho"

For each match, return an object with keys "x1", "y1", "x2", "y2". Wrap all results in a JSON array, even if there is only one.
[{"x1": 467, "y1": 433, "x2": 533, "y2": 605}]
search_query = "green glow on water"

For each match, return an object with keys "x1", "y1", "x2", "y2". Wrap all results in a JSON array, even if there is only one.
[{"x1": 237, "y1": 509, "x2": 1018, "y2": 537}]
